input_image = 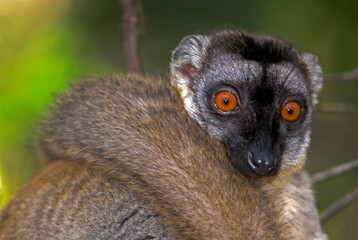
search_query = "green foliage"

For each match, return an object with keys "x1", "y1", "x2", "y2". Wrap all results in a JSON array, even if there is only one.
[{"x1": 0, "y1": 2, "x2": 115, "y2": 207}]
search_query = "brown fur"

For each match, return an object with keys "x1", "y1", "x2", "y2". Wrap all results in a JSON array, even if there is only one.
[
  {"x1": 0, "y1": 74, "x2": 324, "y2": 239},
  {"x1": 0, "y1": 160, "x2": 169, "y2": 239}
]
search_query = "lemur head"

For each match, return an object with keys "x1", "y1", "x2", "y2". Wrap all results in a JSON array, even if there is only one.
[{"x1": 170, "y1": 30, "x2": 322, "y2": 177}]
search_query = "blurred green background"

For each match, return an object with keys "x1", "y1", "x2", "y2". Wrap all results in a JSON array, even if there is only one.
[{"x1": 1, "y1": 0, "x2": 357, "y2": 239}]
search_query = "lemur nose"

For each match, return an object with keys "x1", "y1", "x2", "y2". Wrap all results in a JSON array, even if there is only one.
[{"x1": 247, "y1": 151, "x2": 276, "y2": 176}]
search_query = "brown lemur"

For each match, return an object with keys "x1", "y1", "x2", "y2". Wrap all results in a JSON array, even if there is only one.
[
  {"x1": 170, "y1": 30, "x2": 326, "y2": 238},
  {"x1": 0, "y1": 30, "x2": 326, "y2": 240}
]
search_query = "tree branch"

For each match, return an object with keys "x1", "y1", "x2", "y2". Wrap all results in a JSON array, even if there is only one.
[
  {"x1": 320, "y1": 187, "x2": 358, "y2": 223},
  {"x1": 120, "y1": 0, "x2": 140, "y2": 73},
  {"x1": 311, "y1": 158, "x2": 358, "y2": 184},
  {"x1": 324, "y1": 67, "x2": 358, "y2": 82}
]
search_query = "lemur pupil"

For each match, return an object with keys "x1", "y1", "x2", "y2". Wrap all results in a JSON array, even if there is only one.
[
  {"x1": 224, "y1": 99, "x2": 229, "y2": 105},
  {"x1": 288, "y1": 109, "x2": 293, "y2": 115}
]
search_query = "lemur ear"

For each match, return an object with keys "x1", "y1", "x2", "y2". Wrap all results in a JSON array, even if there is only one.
[
  {"x1": 170, "y1": 35, "x2": 210, "y2": 95},
  {"x1": 302, "y1": 53, "x2": 323, "y2": 106}
]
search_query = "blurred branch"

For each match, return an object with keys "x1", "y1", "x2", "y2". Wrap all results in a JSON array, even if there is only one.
[
  {"x1": 320, "y1": 187, "x2": 358, "y2": 223},
  {"x1": 120, "y1": 0, "x2": 140, "y2": 73},
  {"x1": 312, "y1": 158, "x2": 358, "y2": 184},
  {"x1": 317, "y1": 103, "x2": 355, "y2": 113},
  {"x1": 324, "y1": 67, "x2": 358, "y2": 82}
]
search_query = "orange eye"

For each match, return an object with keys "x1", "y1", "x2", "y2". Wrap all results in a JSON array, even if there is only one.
[
  {"x1": 281, "y1": 101, "x2": 302, "y2": 122},
  {"x1": 215, "y1": 91, "x2": 238, "y2": 112}
]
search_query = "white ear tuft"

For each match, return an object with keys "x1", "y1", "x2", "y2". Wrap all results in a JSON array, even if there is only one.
[
  {"x1": 170, "y1": 35, "x2": 210, "y2": 96},
  {"x1": 302, "y1": 53, "x2": 323, "y2": 106},
  {"x1": 170, "y1": 35, "x2": 210, "y2": 130}
]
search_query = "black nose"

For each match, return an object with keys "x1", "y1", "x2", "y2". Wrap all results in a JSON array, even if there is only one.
[{"x1": 247, "y1": 150, "x2": 277, "y2": 176}]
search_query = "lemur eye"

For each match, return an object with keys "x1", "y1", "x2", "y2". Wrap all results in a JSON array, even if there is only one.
[
  {"x1": 215, "y1": 91, "x2": 238, "y2": 112},
  {"x1": 281, "y1": 101, "x2": 302, "y2": 122}
]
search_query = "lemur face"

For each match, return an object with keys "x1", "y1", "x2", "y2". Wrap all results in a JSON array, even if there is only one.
[{"x1": 171, "y1": 31, "x2": 322, "y2": 177}]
